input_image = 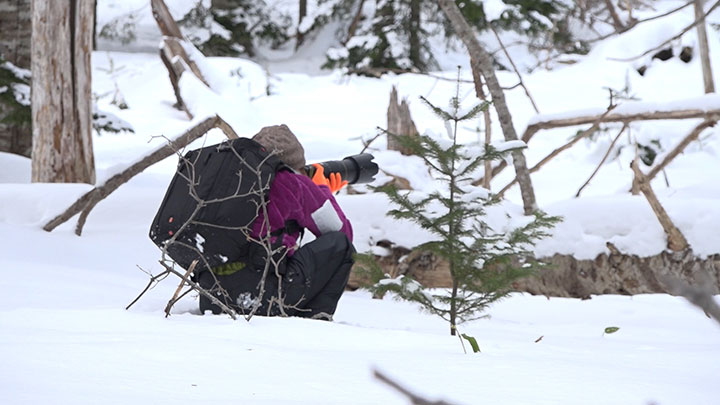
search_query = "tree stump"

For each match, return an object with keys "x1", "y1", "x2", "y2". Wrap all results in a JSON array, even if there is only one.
[{"x1": 386, "y1": 86, "x2": 418, "y2": 155}]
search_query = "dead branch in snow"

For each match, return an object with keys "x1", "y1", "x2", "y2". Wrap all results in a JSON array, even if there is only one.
[
  {"x1": 575, "y1": 123, "x2": 628, "y2": 197},
  {"x1": 646, "y1": 119, "x2": 716, "y2": 182},
  {"x1": 126, "y1": 261, "x2": 239, "y2": 321},
  {"x1": 126, "y1": 266, "x2": 170, "y2": 311},
  {"x1": 163, "y1": 263, "x2": 239, "y2": 320},
  {"x1": 631, "y1": 160, "x2": 689, "y2": 251},
  {"x1": 373, "y1": 369, "x2": 457, "y2": 405},
  {"x1": 490, "y1": 26, "x2": 540, "y2": 114},
  {"x1": 485, "y1": 105, "x2": 720, "y2": 184},
  {"x1": 43, "y1": 115, "x2": 238, "y2": 235},
  {"x1": 608, "y1": 0, "x2": 720, "y2": 62},
  {"x1": 603, "y1": 0, "x2": 628, "y2": 31},
  {"x1": 496, "y1": 105, "x2": 618, "y2": 197},
  {"x1": 164, "y1": 260, "x2": 198, "y2": 317}
]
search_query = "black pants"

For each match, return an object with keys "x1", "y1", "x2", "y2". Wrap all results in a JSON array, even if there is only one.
[{"x1": 199, "y1": 231, "x2": 355, "y2": 318}]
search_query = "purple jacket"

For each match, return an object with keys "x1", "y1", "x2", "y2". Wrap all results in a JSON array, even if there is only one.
[{"x1": 251, "y1": 170, "x2": 353, "y2": 256}]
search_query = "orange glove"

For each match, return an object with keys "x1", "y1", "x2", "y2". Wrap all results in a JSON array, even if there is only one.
[
  {"x1": 311, "y1": 164, "x2": 348, "y2": 193},
  {"x1": 311, "y1": 164, "x2": 329, "y2": 187},
  {"x1": 327, "y1": 172, "x2": 348, "y2": 193}
]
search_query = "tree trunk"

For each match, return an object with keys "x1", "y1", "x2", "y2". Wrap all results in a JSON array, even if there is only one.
[
  {"x1": 470, "y1": 58, "x2": 492, "y2": 189},
  {"x1": 695, "y1": 0, "x2": 715, "y2": 93},
  {"x1": 0, "y1": 0, "x2": 32, "y2": 157},
  {"x1": 437, "y1": 0, "x2": 537, "y2": 214},
  {"x1": 151, "y1": 0, "x2": 183, "y2": 39},
  {"x1": 603, "y1": 0, "x2": 625, "y2": 31},
  {"x1": 344, "y1": 0, "x2": 366, "y2": 45},
  {"x1": 296, "y1": 0, "x2": 307, "y2": 50},
  {"x1": 408, "y1": 0, "x2": 422, "y2": 69},
  {"x1": 31, "y1": 0, "x2": 95, "y2": 184}
]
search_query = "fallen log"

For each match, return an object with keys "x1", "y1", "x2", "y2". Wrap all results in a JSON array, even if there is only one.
[{"x1": 349, "y1": 246, "x2": 720, "y2": 298}]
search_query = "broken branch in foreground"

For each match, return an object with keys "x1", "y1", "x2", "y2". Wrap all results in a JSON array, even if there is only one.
[
  {"x1": 373, "y1": 369, "x2": 457, "y2": 405},
  {"x1": 660, "y1": 273, "x2": 720, "y2": 327}
]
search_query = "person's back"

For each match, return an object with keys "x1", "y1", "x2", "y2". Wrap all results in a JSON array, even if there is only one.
[{"x1": 197, "y1": 124, "x2": 355, "y2": 320}]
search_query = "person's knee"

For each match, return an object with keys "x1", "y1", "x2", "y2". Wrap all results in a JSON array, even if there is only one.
[{"x1": 324, "y1": 231, "x2": 355, "y2": 260}]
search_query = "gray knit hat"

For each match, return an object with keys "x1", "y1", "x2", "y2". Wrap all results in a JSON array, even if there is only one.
[{"x1": 251, "y1": 124, "x2": 306, "y2": 171}]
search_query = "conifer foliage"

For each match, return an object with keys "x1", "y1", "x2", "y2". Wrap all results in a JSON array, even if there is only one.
[
  {"x1": 373, "y1": 76, "x2": 560, "y2": 335},
  {"x1": 325, "y1": 0, "x2": 580, "y2": 73},
  {"x1": 0, "y1": 55, "x2": 31, "y2": 128}
]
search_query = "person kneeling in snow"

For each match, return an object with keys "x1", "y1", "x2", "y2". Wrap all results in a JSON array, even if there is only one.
[{"x1": 198, "y1": 125, "x2": 355, "y2": 321}]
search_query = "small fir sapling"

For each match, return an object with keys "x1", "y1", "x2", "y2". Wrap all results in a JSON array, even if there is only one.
[{"x1": 370, "y1": 77, "x2": 560, "y2": 335}]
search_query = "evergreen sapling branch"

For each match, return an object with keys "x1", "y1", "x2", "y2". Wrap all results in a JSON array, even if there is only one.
[{"x1": 373, "y1": 77, "x2": 561, "y2": 336}]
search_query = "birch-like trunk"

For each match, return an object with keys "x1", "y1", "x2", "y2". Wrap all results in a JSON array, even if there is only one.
[
  {"x1": 437, "y1": 0, "x2": 537, "y2": 214},
  {"x1": 0, "y1": 0, "x2": 32, "y2": 157},
  {"x1": 31, "y1": 0, "x2": 95, "y2": 184}
]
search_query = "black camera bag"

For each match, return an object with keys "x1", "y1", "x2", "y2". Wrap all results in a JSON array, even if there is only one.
[{"x1": 149, "y1": 138, "x2": 285, "y2": 272}]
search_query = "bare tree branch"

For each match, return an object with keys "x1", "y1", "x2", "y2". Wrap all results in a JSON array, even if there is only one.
[
  {"x1": 485, "y1": 107, "x2": 720, "y2": 184},
  {"x1": 646, "y1": 119, "x2": 716, "y2": 182},
  {"x1": 164, "y1": 260, "x2": 198, "y2": 317},
  {"x1": 126, "y1": 268, "x2": 171, "y2": 311},
  {"x1": 43, "y1": 115, "x2": 238, "y2": 235},
  {"x1": 490, "y1": 26, "x2": 540, "y2": 114},
  {"x1": 608, "y1": 0, "x2": 720, "y2": 62},
  {"x1": 575, "y1": 123, "x2": 628, "y2": 197},
  {"x1": 585, "y1": 0, "x2": 694, "y2": 44},
  {"x1": 163, "y1": 262, "x2": 239, "y2": 320},
  {"x1": 373, "y1": 369, "x2": 457, "y2": 405},
  {"x1": 496, "y1": 105, "x2": 617, "y2": 197},
  {"x1": 603, "y1": 0, "x2": 628, "y2": 31},
  {"x1": 631, "y1": 160, "x2": 689, "y2": 251}
]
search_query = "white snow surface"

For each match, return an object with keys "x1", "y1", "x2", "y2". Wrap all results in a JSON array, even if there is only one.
[{"x1": 2, "y1": 2, "x2": 720, "y2": 403}]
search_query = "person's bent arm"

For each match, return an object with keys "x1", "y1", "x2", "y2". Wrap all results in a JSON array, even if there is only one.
[{"x1": 269, "y1": 171, "x2": 353, "y2": 242}]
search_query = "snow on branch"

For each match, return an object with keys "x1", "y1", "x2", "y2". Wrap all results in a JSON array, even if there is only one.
[
  {"x1": 484, "y1": 95, "x2": 720, "y2": 187},
  {"x1": 525, "y1": 94, "x2": 720, "y2": 130}
]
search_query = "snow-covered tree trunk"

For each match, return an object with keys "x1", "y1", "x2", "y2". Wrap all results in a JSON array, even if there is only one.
[
  {"x1": 437, "y1": 0, "x2": 537, "y2": 214},
  {"x1": 31, "y1": 0, "x2": 95, "y2": 184},
  {"x1": 0, "y1": 0, "x2": 32, "y2": 157}
]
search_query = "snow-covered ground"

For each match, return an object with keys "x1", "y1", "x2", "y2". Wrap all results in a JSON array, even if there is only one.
[{"x1": 2, "y1": 1, "x2": 720, "y2": 403}]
